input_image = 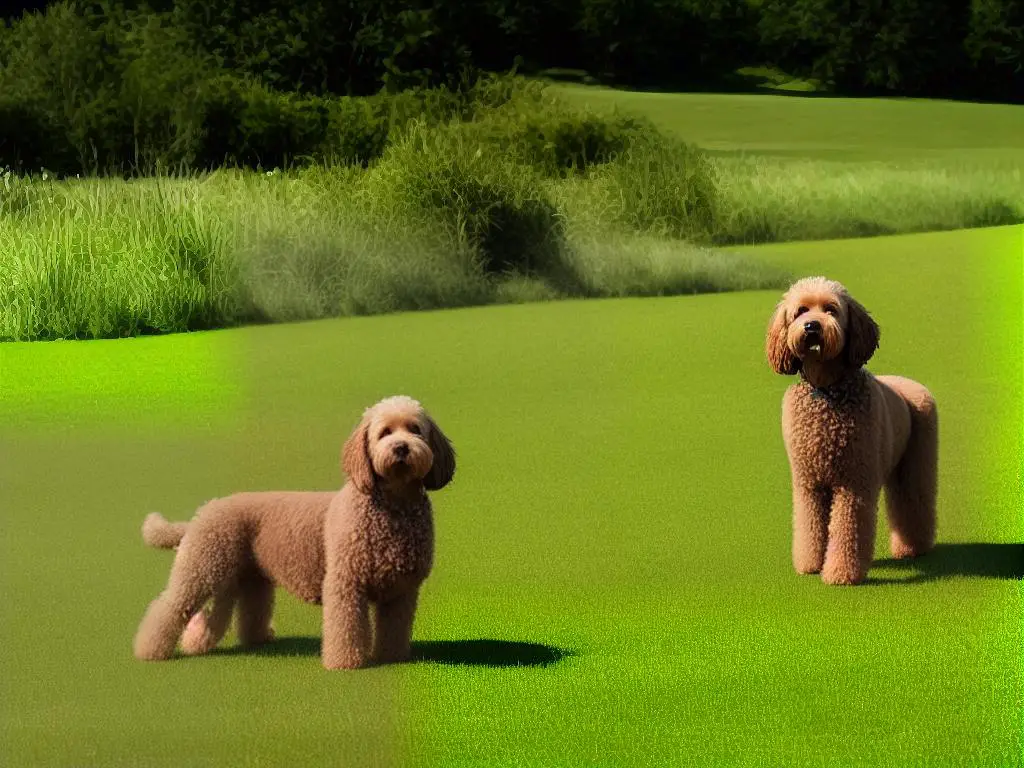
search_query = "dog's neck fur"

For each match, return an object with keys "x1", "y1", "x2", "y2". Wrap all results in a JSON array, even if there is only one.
[
  {"x1": 371, "y1": 479, "x2": 428, "y2": 512},
  {"x1": 799, "y1": 361, "x2": 868, "y2": 406},
  {"x1": 798, "y1": 357, "x2": 850, "y2": 390}
]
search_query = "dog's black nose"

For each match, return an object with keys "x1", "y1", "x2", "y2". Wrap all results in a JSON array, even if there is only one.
[
  {"x1": 804, "y1": 320, "x2": 822, "y2": 334},
  {"x1": 393, "y1": 442, "x2": 409, "y2": 458}
]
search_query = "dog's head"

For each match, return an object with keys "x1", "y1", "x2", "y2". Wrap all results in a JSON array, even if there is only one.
[
  {"x1": 765, "y1": 276, "x2": 880, "y2": 375},
  {"x1": 342, "y1": 396, "x2": 456, "y2": 494}
]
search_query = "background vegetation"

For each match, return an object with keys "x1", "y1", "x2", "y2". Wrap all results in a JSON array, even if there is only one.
[
  {"x1": 1, "y1": 0, "x2": 1021, "y2": 175},
  {"x1": 1, "y1": 0, "x2": 1022, "y2": 340}
]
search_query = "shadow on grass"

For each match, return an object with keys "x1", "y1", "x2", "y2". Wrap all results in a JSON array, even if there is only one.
[
  {"x1": 869, "y1": 542, "x2": 1024, "y2": 585},
  {"x1": 213, "y1": 637, "x2": 572, "y2": 668},
  {"x1": 412, "y1": 639, "x2": 572, "y2": 668}
]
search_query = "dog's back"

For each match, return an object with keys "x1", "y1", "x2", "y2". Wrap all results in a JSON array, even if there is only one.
[
  {"x1": 145, "y1": 491, "x2": 335, "y2": 605},
  {"x1": 242, "y1": 492, "x2": 333, "y2": 603}
]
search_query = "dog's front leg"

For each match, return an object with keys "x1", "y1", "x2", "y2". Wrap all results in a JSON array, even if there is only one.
[
  {"x1": 372, "y1": 589, "x2": 419, "y2": 665},
  {"x1": 791, "y1": 480, "x2": 830, "y2": 575},
  {"x1": 321, "y1": 577, "x2": 371, "y2": 670},
  {"x1": 822, "y1": 486, "x2": 879, "y2": 586}
]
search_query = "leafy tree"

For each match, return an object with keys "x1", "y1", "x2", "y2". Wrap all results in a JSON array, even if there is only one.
[
  {"x1": 965, "y1": 0, "x2": 1023, "y2": 101},
  {"x1": 759, "y1": 0, "x2": 972, "y2": 96}
]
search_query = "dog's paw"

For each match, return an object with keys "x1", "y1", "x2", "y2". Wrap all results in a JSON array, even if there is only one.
[
  {"x1": 821, "y1": 564, "x2": 865, "y2": 586},
  {"x1": 890, "y1": 533, "x2": 932, "y2": 560},
  {"x1": 240, "y1": 626, "x2": 276, "y2": 648},
  {"x1": 322, "y1": 654, "x2": 370, "y2": 671},
  {"x1": 180, "y1": 612, "x2": 215, "y2": 655}
]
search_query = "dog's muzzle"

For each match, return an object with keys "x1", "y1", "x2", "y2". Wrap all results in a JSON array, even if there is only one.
[{"x1": 802, "y1": 320, "x2": 823, "y2": 353}]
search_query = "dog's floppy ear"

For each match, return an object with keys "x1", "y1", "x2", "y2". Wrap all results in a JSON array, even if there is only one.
[
  {"x1": 766, "y1": 301, "x2": 800, "y2": 375},
  {"x1": 844, "y1": 295, "x2": 880, "y2": 368},
  {"x1": 342, "y1": 415, "x2": 375, "y2": 493},
  {"x1": 423, "y1": 416, "x2": 456, "y2": 491}
]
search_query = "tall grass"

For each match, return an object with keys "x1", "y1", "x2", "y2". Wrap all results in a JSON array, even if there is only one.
[
  {"x1": 2, "y1": 80, "x2": 1022, "y2": 341},
  {"x1": 710, "y1": 156, "x2": 1024, "y2": 244}
]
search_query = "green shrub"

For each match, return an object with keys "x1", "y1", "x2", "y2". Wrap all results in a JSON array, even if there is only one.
[
  {"x1": 431, "y1": 79, "x2": 653, "y2": 178},
  {"x1": 367, "y1": 120, "x2": 573, "y2": 284},
  {"x1": 593, "y1": 135, "x2": 718, "y2": 242},
  {"x1": 481, "y1": 105, "x2": 650, "y2": 177},
  {"x1": 321, "y1": 97, "x2": 392, "y2": 165}
]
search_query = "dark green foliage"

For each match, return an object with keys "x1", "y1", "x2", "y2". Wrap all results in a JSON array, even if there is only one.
[
  {"x1": 0, "y1": 3, "x2": 127, "y2": 173},
  {"x1": 758, "y1": 0, "x2": 977, "y2": 97},
  {"x1": 575, "y1": 0, "x2": 757, "y2": 87},
  {"x1": 450, "y1": 81, "x2": 655, "y2": 177},
  {"x1": 0, "y1": 3, "x2": 496, "y2": 174},
  {"x1": 166, "y1": 0, "x2": 475, "y2": 96},
  {"x1": 965, "y1": 0, "x2": 1024, "y2": 102},
  {"x1": 0, "y1": 0, "x2": 1021, "y2": 178},
  {"x1": 0, "y1": 96, "x2": 76, "y2": 173},
  {"x1": 177, "y1": 78, "x2": 329, "y2": 169}
]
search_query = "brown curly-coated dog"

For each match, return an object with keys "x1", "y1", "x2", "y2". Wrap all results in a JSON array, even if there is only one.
[
  {"x1": 766, "y1": 277, "x2": 938, "y2": 586},
  {"x1": 133, "y1": 395, "x2": 455, "y2": 669}
]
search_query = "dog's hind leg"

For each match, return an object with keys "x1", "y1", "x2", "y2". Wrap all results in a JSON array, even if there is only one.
[
  {"x1": 180, "y1": 590, "x2": 236, "y2": 655},
  {"x1": 886, "y1": 392, "x2": 938, "y2": 558},
  {"x1": 372, "y1": 590, "x2": 419, "y2": 664},
  {"x1": 134, "y1": 518, "x2": 244, "y2": 661},
  {"x1": 236, "y1": 573, "x2": 276, "y2": 648},
  {"x1": 134, "y1": 564, "x2": 215, "y2": 661}
]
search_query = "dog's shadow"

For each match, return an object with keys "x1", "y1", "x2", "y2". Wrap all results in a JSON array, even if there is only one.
[
  {"x1": 870, "y1": 542, "x2": 1023, "y2": 585},
  {"x1": 215, "y1": 637, "x2": 572, "y2": 668}
]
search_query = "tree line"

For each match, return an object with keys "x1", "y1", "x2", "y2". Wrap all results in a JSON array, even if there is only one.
[{"x1": 1, "y1": 0, "x2": 1020, "y2": 174}]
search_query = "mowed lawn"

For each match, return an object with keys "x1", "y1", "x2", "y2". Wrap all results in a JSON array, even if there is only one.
[
  {"x1": 1, "y1": 225, "x2": 1021, "y2": 767},
  {"x1": 558, "y1": 84, "x2": 1024, "y2": 166}
]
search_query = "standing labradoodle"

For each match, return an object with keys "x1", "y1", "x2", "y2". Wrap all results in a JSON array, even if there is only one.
[
  {"x1": 133, "y1": 395, "x2": 455, "y2": 669},
  {"x1": 765, "y1": 277, "x2": 938, "y2": 586}
]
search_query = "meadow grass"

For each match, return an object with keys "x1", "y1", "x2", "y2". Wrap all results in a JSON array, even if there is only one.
[
  {"x1": 556, "y1": 85, "x2": 1024, "y2": 164},
  {"x1": 0, "y1": 160, "x2": 788, "y2": 341},
  {"x1": 710, "y1": 156, "x2": 1023, "y2": 243},
  {"x1": 1, "y1": 226, "x2": 1020, "y2": 766},
  {"x1": 2, "y1": 82, "x2": 1023, "y2": 341}
]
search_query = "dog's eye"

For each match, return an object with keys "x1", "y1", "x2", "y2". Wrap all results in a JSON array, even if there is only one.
[
  {"x1": 795, "y1": 306, "x2": 808, "y2": 317},
  {"x1": 824, "y1": 304, "x2": 838, "y2": 316},
  {"x1": 379, "y1": 427, "x2": 392, "y2": 438},
  {"x1": 407, "y1": 423, "x2": 422, "y2": 435}
]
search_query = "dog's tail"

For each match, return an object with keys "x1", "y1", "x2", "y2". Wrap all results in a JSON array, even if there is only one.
[{"x1": 142, "y1": 512, "x2": 189, "y2": 550}]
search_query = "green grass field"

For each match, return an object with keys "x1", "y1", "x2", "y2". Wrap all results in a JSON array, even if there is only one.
[
  {"x1": 2, "y1": 224, "x2": 1020, "y2": 766},
  {"x1": 557, "y1": 85, "x2": 1024, "y2": 165}
]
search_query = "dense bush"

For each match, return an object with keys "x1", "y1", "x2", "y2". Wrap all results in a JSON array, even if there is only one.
[
  {"x1": 443, "y1": 81, "x2": 653, "y2": 176},
  {"x1": 367, "y1": 121, "x2": 573, "y2": 283},
  {"x1": 0, "y1": 3, "x2": 130, "y2": 174},
  {"x1": 0, "y1": 3, "x2": 521, "y2": 174}
]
